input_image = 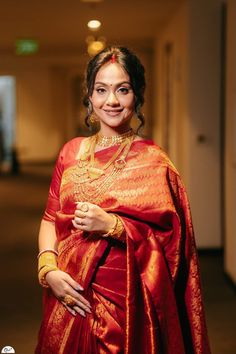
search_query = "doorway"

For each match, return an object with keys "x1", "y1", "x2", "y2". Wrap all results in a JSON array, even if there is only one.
[{"x1": 0, "y1": 76, "x2": 16, "y2": 173}]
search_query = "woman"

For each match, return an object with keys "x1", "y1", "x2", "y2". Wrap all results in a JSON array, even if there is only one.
[{"x1": 36, "y1": 46, "x2": 211, "y2": 354}]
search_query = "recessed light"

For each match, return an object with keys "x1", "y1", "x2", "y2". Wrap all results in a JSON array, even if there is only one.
[
  {"x1": 87, "y1": 40, "x2": 106, "y2": 56},
  {"x1": 87, "y1": 20, "x2": 101, "y2": 31}
]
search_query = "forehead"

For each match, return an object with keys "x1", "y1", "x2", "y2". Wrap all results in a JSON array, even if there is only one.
[{"x1": 95, "y1": 62, "x2": 130, "y2": 84}]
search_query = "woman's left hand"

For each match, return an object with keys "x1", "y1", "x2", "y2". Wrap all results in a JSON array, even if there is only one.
[{"x1": 72, "y1": 202, "x2": 114, "y2": 233}]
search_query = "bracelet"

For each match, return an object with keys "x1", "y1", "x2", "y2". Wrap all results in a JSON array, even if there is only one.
[
  {"x1": 38, "y1": 265, "x2": 58, "y2": 288},
  {"x1": 38, "y1": 251, "x2": 58, "y2": 287},
  {"x1": 37, "y1": 249, "x2": 58, "y2": 259},
  {"x1": 102, "y1": 214, "x2": 118, "y2": 238},
  {"x1": 112, "y1": 215, "x2": 125, "y2": 241},
  {"x1": 102, "y1": 214, "x2": 125, "y2": 241}
]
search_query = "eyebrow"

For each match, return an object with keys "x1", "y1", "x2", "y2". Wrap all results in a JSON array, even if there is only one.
[{"x1": 94, "y1": 81, "x2": 132, "y2": 86}]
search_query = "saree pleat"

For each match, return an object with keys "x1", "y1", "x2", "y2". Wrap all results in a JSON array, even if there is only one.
[{"x1": 36, "y1": 137, "x2": 211, "y2": 354}]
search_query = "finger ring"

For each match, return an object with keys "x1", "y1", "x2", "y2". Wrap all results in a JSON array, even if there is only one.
[
  {"x1": 80, "y1": 203, "x2": 89, "y2": 212},
  {"x1": 63, "y1": 294, "x2": 76, "y2": 307}
]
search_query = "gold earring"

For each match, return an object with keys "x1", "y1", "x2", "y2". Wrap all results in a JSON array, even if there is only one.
[{"x1": 90, "y1": 114, "x2": 99, "y2": 124}]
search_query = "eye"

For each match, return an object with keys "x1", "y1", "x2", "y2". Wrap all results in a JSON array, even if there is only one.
[
  {"x1": 95, "y1": 87, "x2": 107, "y2": 94},
  {"x1": 117, "y1": 87, "x2": 131, "y2": 94}
]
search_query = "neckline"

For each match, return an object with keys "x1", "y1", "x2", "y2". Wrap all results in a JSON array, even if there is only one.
[
  {"x1": 75, "y1": 136, "x2": 154, "y2": 160},
  {"x1": 94, "y1": 137, "x2": 154, "y2": 155}
]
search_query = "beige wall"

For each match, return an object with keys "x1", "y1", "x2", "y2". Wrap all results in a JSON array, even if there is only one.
[
  {"x1": 225, "y1": 0, "x2": 236, "y2": 282},
  {"x1": 153, "y1": 0, "x2": 222, "y2": 248},
  {"x1": 187, "y1": 0, "x2": 222, "y2": 248},
  {"x1": 153, "y1": 1, "x2": 188, "y2": 175},
  {"x1": 16, "y1": 67, "x2": 59, "y2": 161},
  {"x1": 0, "y1": 55, "x2": 86, "y2": 162}
]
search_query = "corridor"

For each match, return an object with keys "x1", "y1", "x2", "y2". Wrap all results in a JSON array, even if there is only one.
[{"x1": 0, "y1": 167, "x2": 236, "y2": 354}]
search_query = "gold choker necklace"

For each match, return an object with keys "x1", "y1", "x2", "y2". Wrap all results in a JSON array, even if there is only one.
[{"x1": 96, "y1": 129, "x2": 135, "y2": 147}]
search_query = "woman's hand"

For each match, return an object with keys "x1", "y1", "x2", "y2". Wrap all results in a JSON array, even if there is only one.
[
  {"x1": 45, "y1": 270, "x2": 91, "y2": 317},
  {"x1": 72, "y1": 202, "x2": 114, "y2": 233}
]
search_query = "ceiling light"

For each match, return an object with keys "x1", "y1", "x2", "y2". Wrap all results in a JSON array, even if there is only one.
[
  {"x1": 87, "y1": 39, "x2": 106, "y2": 56},
  {"x1": 87, "y1": 20, "x2": 101, "y2": 31}
]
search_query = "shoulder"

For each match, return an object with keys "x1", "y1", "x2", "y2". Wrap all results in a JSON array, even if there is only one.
[
  {"x1": 61, "y1": 136, "x2": 84, "y2": 151},
  {"x1": 133, "y1": 138, "x2": 179, "y2": 176},
  {"x1": 138, "y1": 140, "x2": 188, "y2": 203},
  {"x1": 59, "y1": 136, "x2": 85, "y2": 156},
  {"x1": 56, "y1": 136, "x2": 86, "y2": 167}
]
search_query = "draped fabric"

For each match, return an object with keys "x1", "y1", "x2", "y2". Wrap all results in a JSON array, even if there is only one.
[{"x1": 35, "y1": 137, "x2": 211, "y2": 354}]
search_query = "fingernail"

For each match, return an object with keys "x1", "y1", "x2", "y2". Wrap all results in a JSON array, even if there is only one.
[
  {"x1": 77, "y1": 284, "x2": 84, "y2": 291},
  {"x1": 87, "y1": 308, "x2": 92, "y2": 314},
  {"x1": 81, "y1": 311, "x2": 86, "y2": 317}
]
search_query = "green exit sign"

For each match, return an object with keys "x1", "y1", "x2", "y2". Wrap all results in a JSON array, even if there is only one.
[{"x1": 15, "y1": 39, "x2": 39, "y2": 55}]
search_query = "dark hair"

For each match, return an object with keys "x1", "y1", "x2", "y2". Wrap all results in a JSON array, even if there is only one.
[{"x1": 83, "y1": 46, "x2": 146, "y2": 134}]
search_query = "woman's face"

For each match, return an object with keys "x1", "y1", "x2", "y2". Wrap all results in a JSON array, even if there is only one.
[{"x1": 90, "y1": 62, "x2": 135, "y2": 131}]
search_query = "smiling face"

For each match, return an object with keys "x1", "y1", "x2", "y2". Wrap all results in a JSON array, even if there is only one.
[{"x1": 90, "y1": 62, "x2": 135, "y2": 135}]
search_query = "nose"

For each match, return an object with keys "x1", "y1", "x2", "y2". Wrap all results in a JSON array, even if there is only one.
[{"x1": 106, "y1": 91, "x2": 119, "y2": 106}]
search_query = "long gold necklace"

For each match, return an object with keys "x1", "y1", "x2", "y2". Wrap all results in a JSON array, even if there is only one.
[{"x1": 75, "y1": 134, "x2": 134, "y2": 202}]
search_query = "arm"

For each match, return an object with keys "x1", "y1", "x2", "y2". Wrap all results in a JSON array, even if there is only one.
[
  {"x1": 37, "y1": 142, "x2": 91, "y2": 317},
  {"x1": 38, "y1": 219, "x2": 91, "y2": 317},
  {"x1": 38, "y1": 219, "x2": 58, "y2": 252}
]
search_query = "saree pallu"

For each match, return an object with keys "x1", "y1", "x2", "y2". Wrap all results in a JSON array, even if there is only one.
[{"x1": 35, "y1": 137, "x2": 211, "y2": 354}]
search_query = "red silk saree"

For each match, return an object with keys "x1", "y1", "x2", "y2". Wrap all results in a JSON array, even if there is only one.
[{"x1": 35, "y1": 137, "x2": 211, "y2": 354}]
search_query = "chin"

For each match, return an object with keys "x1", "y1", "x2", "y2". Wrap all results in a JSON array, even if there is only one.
[{"x1": 106, "y1": 120, "x2": 130, "y2": 130}]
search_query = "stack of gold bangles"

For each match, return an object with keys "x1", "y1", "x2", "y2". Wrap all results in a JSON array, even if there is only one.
[
  {"x1": 101, "y1": 214, "x2": 125, "y2": 241},
  {"x1": 37, "y1": 214, "x2": 125, "y2": 287},
  {"x1": 38, "y1": 249, "x2": 58, "y2": 287}
]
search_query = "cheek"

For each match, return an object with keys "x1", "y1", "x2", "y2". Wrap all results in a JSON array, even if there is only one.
[
  {"x1": 122, "y1": 97, "x2": 135, "y2": 110},
  {"x1": 90, "y1": 95, "x2": 105, "y2": 108}
]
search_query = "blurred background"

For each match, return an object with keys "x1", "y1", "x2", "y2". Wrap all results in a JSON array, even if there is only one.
[{"x1": 0, "y1": 0, "x2": 236, "y2": 352}]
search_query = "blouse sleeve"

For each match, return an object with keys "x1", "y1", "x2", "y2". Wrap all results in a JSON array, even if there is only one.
[{"x1": 42, "y1": 147, "x2": 65, "y2": 223}]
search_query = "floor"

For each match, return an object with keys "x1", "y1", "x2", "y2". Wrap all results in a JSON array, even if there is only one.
[{"x1": 0, "y1": 167, "x2": 236, "y2": 354}]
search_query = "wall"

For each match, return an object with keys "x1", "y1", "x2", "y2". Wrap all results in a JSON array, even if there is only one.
[
  {"x1": 16, "y1": 67, "x2": 58, "y2": 161},
  {"x1": 153, "y1": 1, "x2": 189, "y2": 174},
  {"x1": 225, "y1": 0, "x2": 236, "y2": 283},
  {"x1": 187, "y1": 0, "x2": 222, "y2": 248},
  {"x1": 154, "y1": 0, "x2": 222, "y2": 248},
  {"x1": 0, "y1": 54, "x2": 86, "y2": 162}
]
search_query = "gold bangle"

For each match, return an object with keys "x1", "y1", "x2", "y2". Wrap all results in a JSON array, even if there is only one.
[
  {"x1": 101, "y1": 214, "x2": 125, "y2": 240},
  {"x1": 111, "y1": 215, "x2": 125, "y2": 241},
  {"x1": 38, "y1": 251, "x2": 58, "y2": 287},
  {"x1": 38, "y1": 251, "x2": 58, "y2": 272},
  {"x1": 37, "y1": 249, "x2": 58, "y2": 259},
  {"x1": 102, "y1": 214, "x2": 118, "y2": 238},
  {"x1": 38, "y1": 265, "x2": 58, "y2": 288}
]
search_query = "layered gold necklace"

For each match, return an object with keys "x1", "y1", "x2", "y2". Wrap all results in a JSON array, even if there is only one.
[
  {"x1": 96, "y1": 129, "x2": 134, "y2": 147},
  {"x1": 74, "y1": 130, "x2": 135, "y2": 202}
]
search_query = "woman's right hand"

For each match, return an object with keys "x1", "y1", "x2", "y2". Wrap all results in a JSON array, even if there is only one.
[{"x1": 45, "y1": 270, "x2": 92, "y2": 317}]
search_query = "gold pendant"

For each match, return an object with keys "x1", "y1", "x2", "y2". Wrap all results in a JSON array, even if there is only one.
[
  {"x1": 77, "y1": 159, "x2": 89, "y2": 168},
  {"x1": 87, "y1": 167, "x2": 105, "y2": 180},
  {"x1": 114, "y1": 158, "x2": 126, "y2": 169}
]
